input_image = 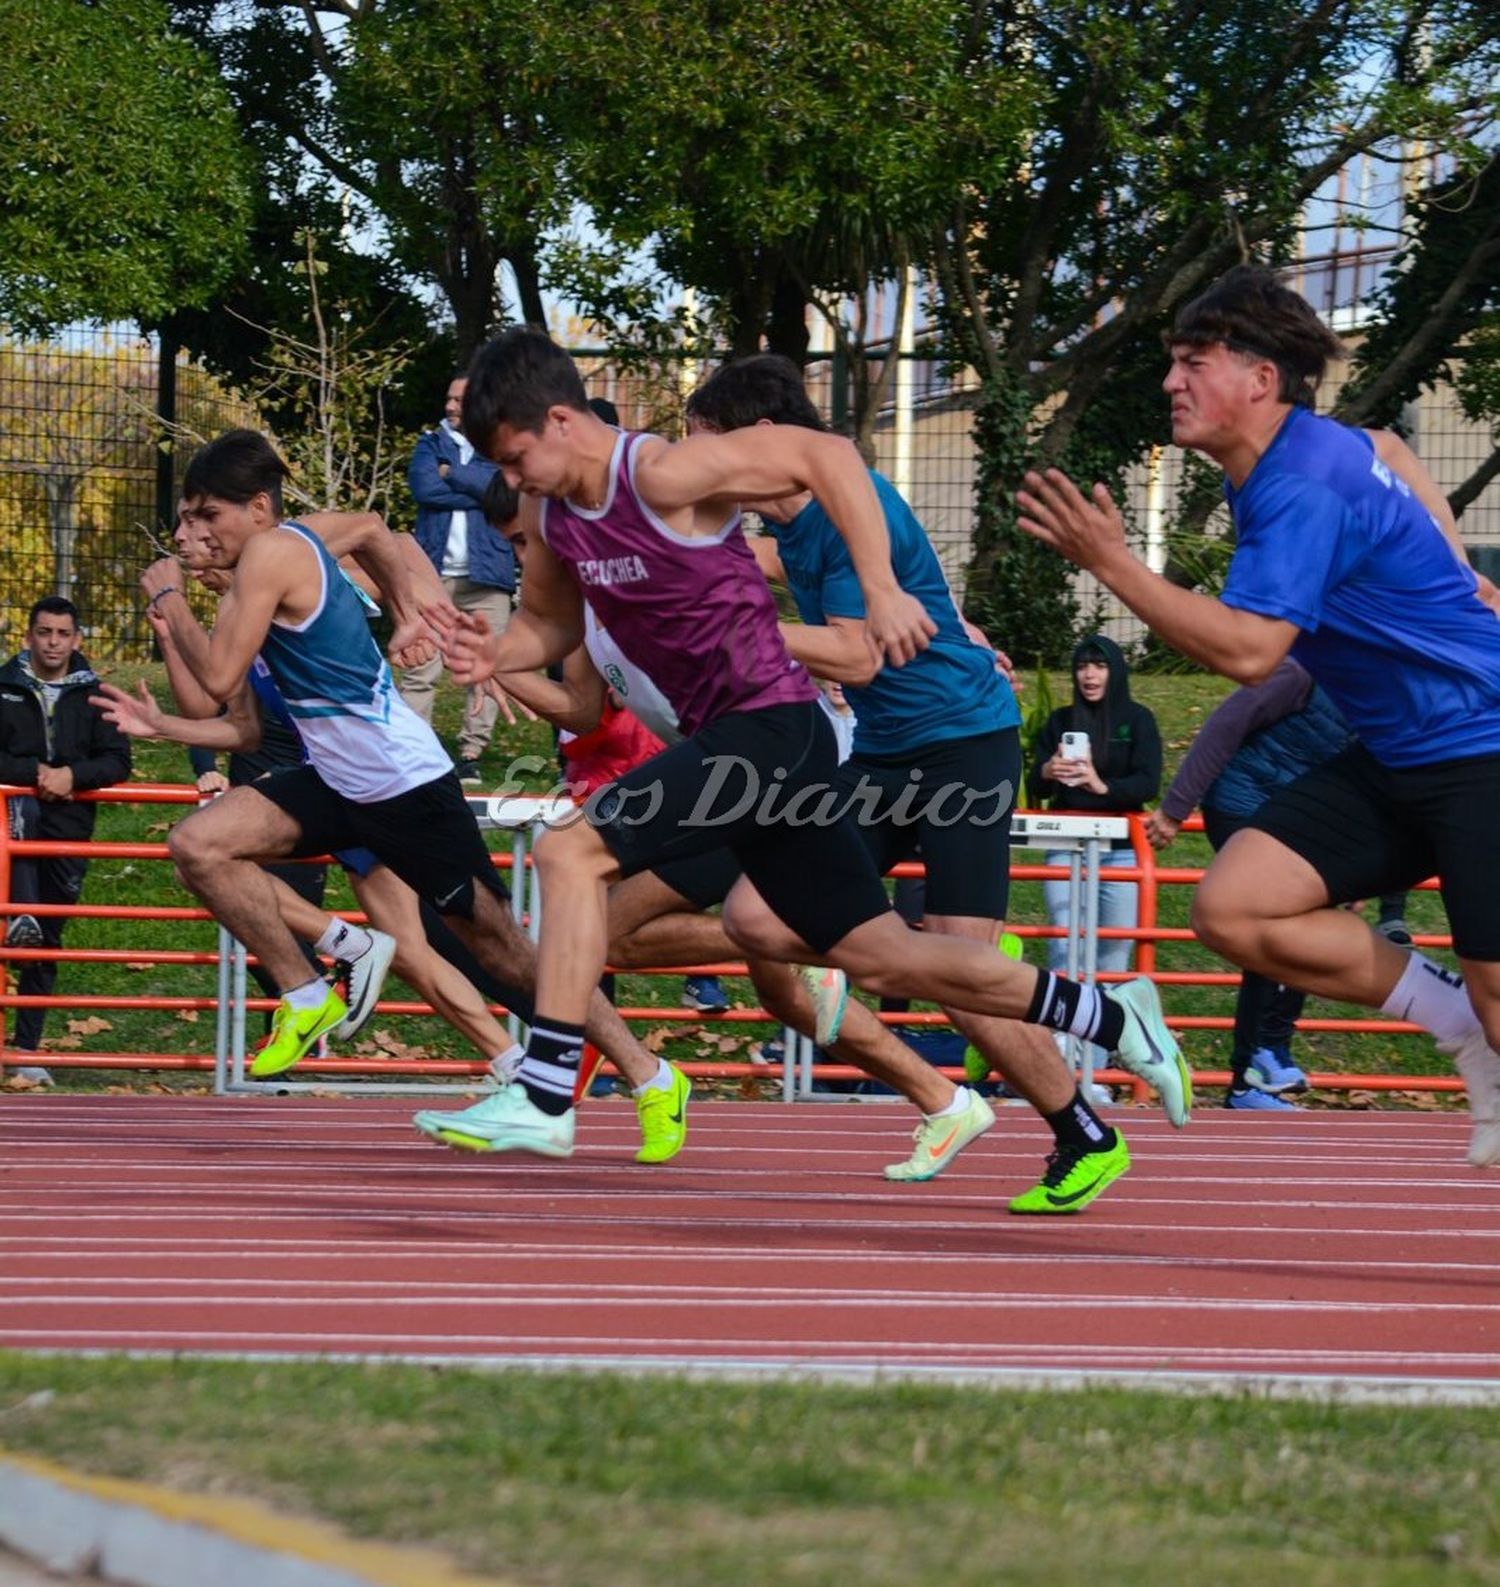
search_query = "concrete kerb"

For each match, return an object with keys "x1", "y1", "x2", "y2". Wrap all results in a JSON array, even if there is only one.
[{"x1": 0, "y1": 1451, "x2": 514, "y2": 1587}]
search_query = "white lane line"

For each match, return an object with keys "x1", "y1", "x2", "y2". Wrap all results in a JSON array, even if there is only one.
[
  {"x1": 4, "y1": 1291, "x2": 1498, "y2": 1316},
  {"x1": 1, "y1": 1329, "x2": 1496, "y2": 1372}
]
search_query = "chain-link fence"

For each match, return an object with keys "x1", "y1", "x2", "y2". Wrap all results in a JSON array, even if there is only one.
[{"x1": 2, "y1": 327, "x2": 1495, "y2": 666}]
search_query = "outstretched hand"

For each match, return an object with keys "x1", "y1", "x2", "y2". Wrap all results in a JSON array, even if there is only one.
[
  {"x1": 480, "y1": 676, "x2": 540, "y2": 727},
  {"x1": 1015, "y1": 469, "x2": 1129, "y2": 572},
  {"x1": 90, "y1": 680, "x2": 167, "y2": 740},
  {"x1": 865, "y1": 588, "x2": 935, "y2": 667},
  {"x1": 439, "y1": 608, "x2": 499, "y2": 685}
]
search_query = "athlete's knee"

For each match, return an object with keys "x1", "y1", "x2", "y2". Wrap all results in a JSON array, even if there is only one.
[
  {"x1": 167, "y1": 812, "x2": 221, "y2": 876},
  {"x1": 533, "y1": 821, "x2": 614, "y2": 881},
  {"x1": 1190, "y1": 873, "x2": 1251, "y2": 958}
]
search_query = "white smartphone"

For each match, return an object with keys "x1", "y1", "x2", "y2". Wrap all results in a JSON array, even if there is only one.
[{"x1": 1059, "y1": 731, "x2": 1091, "y2": 761}]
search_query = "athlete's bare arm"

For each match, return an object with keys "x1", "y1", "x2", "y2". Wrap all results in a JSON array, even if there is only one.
[
  {"x1": 142, "y1": 532, "x2": 305, "y2": 702},
  {"x1": 1016, "y1": 467, "x2": 1300, "y2": 683},
  {"x1": 778, "y1": 617, "x2": 883, "y2": 687},
  {"x1": 438, "y1": 505, "x2": 585, "y2": 685},
  {"x1": 297, "y1": 510, "x2": 436, "y2": 663},
  {"x1": 632, "y1": 426, "x2": 935, "y2": 664},
  {"x1": 149, "y1": 606, "x2": 221, "y2": 720},
  {"x1": 91, "y1": 679, "x2": 263, "y2": 754},
  {"x1": 483, "y1": 644, "x2": 607, "y2": 736},
  {"x1": 747, "y1": 534, "x2": 786, "y2": 583}
]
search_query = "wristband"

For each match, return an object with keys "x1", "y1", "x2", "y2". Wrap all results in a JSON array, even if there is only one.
[{"x1": 147, "y1": 586, "x2": 181, "y2": 608}]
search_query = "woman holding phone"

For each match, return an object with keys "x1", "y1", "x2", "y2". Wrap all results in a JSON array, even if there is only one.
[{"x1": 1028, "y1": 635, "x2": 1162, "y2": 981}]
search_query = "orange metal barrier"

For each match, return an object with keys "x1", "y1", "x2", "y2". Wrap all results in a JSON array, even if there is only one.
[{"x1": 0, "y1": 785, "x2": 1461, "y2": 1095}]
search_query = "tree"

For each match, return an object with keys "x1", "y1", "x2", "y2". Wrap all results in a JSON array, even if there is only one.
[
  {"x1": 929, "y1": 0, "x2": 1500, "y2": 663},
  {"x1": 1336, "y1": 146, "x2": 1500, "y2": 515},
  {"x1": 0, "y1": 0, "x2": 253, "y2": 334}
]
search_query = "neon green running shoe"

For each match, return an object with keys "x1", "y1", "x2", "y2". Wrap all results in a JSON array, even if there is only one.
[
  {"x1": 250, "y1": 987, "x2": 346, "y2": 1078},
  {"x1": 885, "y1": 1088, "x2": 996, "y2": 1181},
  {"x1": 635, "y1": 1063, "x2": 690, "y2": 1164},
  {"x1": 1008, "y1": 1131, "x2": 1131, "y2": 1215}
]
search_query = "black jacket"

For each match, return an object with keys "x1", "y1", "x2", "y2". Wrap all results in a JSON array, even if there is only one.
[
  {"x1": 0, "y1": 650, "x2": 132, "y2": 837},
  {"x1": 1027, "y1": 635, "x2": 1161, "y2": 827}
]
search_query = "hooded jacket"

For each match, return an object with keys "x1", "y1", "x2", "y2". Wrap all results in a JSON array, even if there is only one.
[
  {"x1": 0, "y1": 650, "x2": 132, "y2": 838},
  {"x1": 1027, "y1": 635, "x2": 1161, "y2": 832}
]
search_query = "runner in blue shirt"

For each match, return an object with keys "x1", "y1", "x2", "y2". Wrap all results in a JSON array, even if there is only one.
[{"x1": 1016, "y1": 264, "x2": 1500, "y2": 1169}]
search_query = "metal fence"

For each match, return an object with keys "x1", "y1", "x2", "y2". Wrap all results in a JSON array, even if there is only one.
[{"x1": 2, "y1": 326, "x2": 1495, "y2": 666}]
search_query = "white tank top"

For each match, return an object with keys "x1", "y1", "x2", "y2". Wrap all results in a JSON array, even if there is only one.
[{"x1": 580, "y1": 604, "x2": 853, "y2": 761}]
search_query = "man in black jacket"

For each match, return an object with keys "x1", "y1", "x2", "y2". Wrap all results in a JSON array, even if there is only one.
[{"x1": 0, "y1": 597, "x2": 132, "y2": 1080}]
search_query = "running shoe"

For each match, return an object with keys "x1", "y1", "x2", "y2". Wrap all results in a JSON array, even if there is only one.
[
  {"x1": 1439, "y1": 1027, "x2": 1500, "y2": 1168},
  {"x1": 412, "y1": 1084, "x2": 575, "y2": 1158},
  {"x1": 4, "y1": 913, "x2": 43, "y2": 948},
  {"x1": 1107, "y1": 977, "x2": 1192, "y2": 1128},
  {"x1": 250, "y1": 988, "x2": 347, "y2": 1078},
  {"x1": 10, "y1": 1065, "x2": 53, "y2": 1086},
  {"x1": 1008, "y1": 1131, "x2": 1131, "y2": 1215},
  {"x1": 1243, "y1": 1045, "x2": 1308, "y2": 1095},
  {"x1": 1225, "y1": 1085, "x2": 1296, "y2": 1112},
  {"x1": 884, "y1": 1088, "x2": 996, "y2": 1181},
  {"x1": 330, "y1": 928, "x2": 398, "y2": 1040},
  {"x1": 487, "y1": 1043, "x2": 526, "y2": 1086},
  {"x1": 1376, "y1": 917, "x2": 1414, "y2": 948},
  {"x1": 798, "y1": 964, "x2": 849, "y2": 1046},
  {"x1": 683, "y1": 974, "x2": 730, "y2": 1013},
  {"x1": 635, "y1": 1063, "x2": 690, "y2": 1164}
]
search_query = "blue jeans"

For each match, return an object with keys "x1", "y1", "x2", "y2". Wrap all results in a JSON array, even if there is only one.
[{"x1": 1042, "y1": 846, "x2": 1139, "y2": 976}]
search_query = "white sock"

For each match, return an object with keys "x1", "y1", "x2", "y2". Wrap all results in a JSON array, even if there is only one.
[
  {"x1": 283, "y1": 977, "x2": 329, "y2": 1013},
  {"x1": 489, "y1": 1043, "x2": 525, "y2": 1083},
  {"x1": 1380, "y1": 952, "x2": 1479, "y2": 1046},
  {"x1": 314, "y1": 919, "x2": 373, "y2": 960},
  {"x1": 927, "y1": 1086, "x2": 972, "y2": 1120},
  {"x1": 631, "y1": 1058, "x2": 674, "y2": 1097}
]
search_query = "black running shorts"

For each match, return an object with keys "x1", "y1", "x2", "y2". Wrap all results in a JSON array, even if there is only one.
[
  {"x1": 590, "y1": 700, "x2": 891, "y2": 954},
  {"x1": 1249, "y1": 742, "x2": 1500, "y2": 960},
  {"x1": 252, "y1": 765, "x2": 509, "y2": 920}
]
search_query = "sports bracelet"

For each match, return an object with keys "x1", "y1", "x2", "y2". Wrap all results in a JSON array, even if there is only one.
[{"x1": 147, "y1": 586, "x2": 181, "y2": 608}]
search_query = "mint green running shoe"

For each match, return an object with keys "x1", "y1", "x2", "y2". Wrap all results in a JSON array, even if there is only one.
[
  {"x1": 635, "y1": 1063, "x2": 690, "y2": 1164},
  {"x1": 1108, "y1": 976, "x2": 1192, "y2": 1127},
  {"x1": 413, "y1": 1084, "x2": 575, "y2": 1158},
  {"x1": 1008, "y1": 1131, "x2": 1131, "y2": 1215}
]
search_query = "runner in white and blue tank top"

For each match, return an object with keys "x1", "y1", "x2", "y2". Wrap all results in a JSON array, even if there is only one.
[{"x1": 258, "y1": 522, "x2": 452, "y2": 800}]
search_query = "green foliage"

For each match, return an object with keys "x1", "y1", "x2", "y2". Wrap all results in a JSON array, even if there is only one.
[
  {"x1": 0, "y1": 0, "x2": 253, "y2": 333},
  {"x1": 939, "y1": 0, "x2": 1500, "y2": 640},
  {"x1": 1017, "y1": 664, "x2": 1058, "y2": 774}
]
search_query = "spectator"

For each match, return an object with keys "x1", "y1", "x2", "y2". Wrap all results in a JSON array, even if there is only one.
[
  {"x1": 1029, "y1": 635, "x2": 1161, "y2": 979},
  {"x1": 1145, "y1": 658, "x2": 1353, "y2": 1109},
  {"x1": 0, "y1": 597, "x2": 131, "y2": 1082},
  {"x1": 398, "y1": 373, "x2": 517, "y2": 782}
]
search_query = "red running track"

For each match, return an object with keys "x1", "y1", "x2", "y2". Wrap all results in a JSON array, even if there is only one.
[{"x1": 2, "y1": 1095, "x2": 1498, "y2": 1397}]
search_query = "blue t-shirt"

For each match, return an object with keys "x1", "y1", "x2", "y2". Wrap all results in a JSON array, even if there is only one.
[
  {"x1": 774, "y1": 470, "x2": 1020, "y2": 756},
  {"x1": 1221, "y1": 408, "x2": 1500, "y2": 768}
]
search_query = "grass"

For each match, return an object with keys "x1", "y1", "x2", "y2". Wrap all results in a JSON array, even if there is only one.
[
  {"x1": 0, "y1": 1355, "x2": 1497, "y2": 1586},
  {"x1": 3, "y1": 665, "x2": 1462, "y2": 1093}
]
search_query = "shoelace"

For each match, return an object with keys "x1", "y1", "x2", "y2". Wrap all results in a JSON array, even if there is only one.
[{"x1": 1039, "y1": 1144, "x2": 1088, "y2": 1187}]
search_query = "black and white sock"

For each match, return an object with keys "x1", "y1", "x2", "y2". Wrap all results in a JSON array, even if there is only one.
[
  {"x1": 518, "y1": 1018, "x2": 585, "y2": 1115},
  {"x1": 1025, "y1": 970, "x2": 1125, "y2": 1051},
  {"x1": 1044, "y1": 1087, "x2": 1116, "y2": 1154}
]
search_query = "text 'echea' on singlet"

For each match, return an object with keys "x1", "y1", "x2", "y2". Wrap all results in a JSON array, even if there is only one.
[{"x1": 539, "y1": 431, "x2": 816, "y2": 738}]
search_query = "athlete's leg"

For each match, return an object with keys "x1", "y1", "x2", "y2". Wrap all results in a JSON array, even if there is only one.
[
  {"x1": 168, "y1": 787, "x2": 324, "y2": 993},
  {"x1": 745, "y1": 955, "x2": 954, "y2": 1115},
  {"x1": 349, "y1": 865, "x2": 513, "y2": 1061},
  {"x1": 606, "y1": 870, "x2": 733, "y2": 970},
  {"x1": 921, "y1": 912, "x2": 1076, "y2": 1115},
  {"x1": 1191, "y1": 830, "x2": 1412, "y2": 1007}
]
